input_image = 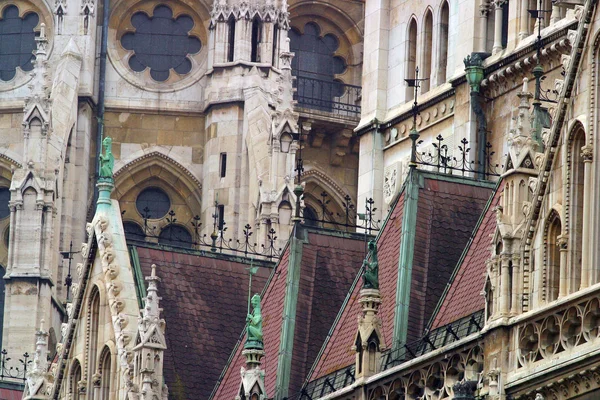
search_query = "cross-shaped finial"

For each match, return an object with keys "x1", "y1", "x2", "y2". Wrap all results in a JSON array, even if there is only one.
[{"x1": 405, "y1": 67, "x2": 429, "y2": 131}]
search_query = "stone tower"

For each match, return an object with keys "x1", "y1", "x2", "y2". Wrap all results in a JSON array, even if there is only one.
[{"x1": 203, "y1": 0, "x2": 300, "y2": 247}]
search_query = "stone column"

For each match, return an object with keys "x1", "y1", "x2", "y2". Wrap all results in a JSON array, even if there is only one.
[
  {"x1": 479, "y1": 4, "x2": 490, "y2": 52},
  {"x1": 550, "y1": 4, "x2": 561, "y2": 24},
  {"x1": 510, "y1": 256, "x2": 520, "y2": 314},
  {"x1": 580, "y1": 144, "x2": 593, "y2": 289},
  {"x1": 492, "y1": 0, "x2": 506, "y2": 54},
  {"x1": 519, "y1": 0, "x2": 530, "y2": 39},
  {"x1": 558, "y1": 234, "x2": 569, "y2": 298},
  {"x1": 499, "y1": 255, "x2": 510, "y2": 315}
]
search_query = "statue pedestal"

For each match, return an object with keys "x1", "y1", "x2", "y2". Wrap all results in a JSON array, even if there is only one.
[
  {"x1": 359, "y1": 288, "x2": 382, "y2": 314},
  {"x1": 242, "y1": 348, "x2": 265, "y2": 368}
]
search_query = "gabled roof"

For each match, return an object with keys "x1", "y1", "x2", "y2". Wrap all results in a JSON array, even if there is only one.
[
  {"x1": 307, "y1": 173, "x2": 494, "y2": 387},
  {"x1": 430, "y1": 181, "x2": 504, "y2": 329},
  {"x1": 132, "y1": 246, "x2": 272, "y2": 400},
  {"x1": 211, "y1": 230, "x2": 367, "y2": 399}
]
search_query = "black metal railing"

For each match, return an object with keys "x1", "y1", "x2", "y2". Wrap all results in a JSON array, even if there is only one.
[
  {"x1": 293, "y1": 310, "x2": 484, "y2": 399},
  {"x1": 0, "y1": 349, "x2": 30, "y2": 384},
  {"x1": 294, "y1": 75, "x2": 361, "y2": 118},
  {"x1": 302, "y1": 195, "x2": 380, "y2": 235},
  {"x1": 415, "y1": 135, "x2": 501, "y2": 179},
  {"x1": 123, "y1": 207, "x2": 283, "y2": 261},
  {"x1": 382, "y1": 310, "x2": 484, "y2": 370}
]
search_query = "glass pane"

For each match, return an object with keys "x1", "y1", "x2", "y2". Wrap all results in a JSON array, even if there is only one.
[{"x1": 135, "y1": 187, "x2": 171, "y2": 219}]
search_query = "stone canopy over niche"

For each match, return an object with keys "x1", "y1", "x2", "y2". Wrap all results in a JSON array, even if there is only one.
[
  {"x1": 120, "y1": 4, "x2": 201, "y2": 82},
  {"x1": 109, "y1": 0, "x2": 209, "y2": 91},
  {"x1": 0, "y1": 5, "x2": 38, "y2": 81}
]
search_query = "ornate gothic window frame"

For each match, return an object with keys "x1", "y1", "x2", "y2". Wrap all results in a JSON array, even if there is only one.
[
  {"x1": 0, "y1": 1, "x2": 53, "y2": 92},
  {"x1": 108, "y1": 0, "x2": 209, "y2": 92}
]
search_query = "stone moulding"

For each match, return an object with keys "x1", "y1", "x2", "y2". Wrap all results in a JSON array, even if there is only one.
[{"x1": 113, "y1": 150, "x2": 203, "y2": 190}]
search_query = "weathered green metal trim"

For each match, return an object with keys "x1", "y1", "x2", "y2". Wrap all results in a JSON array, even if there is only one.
[
  {"x1": 392, "y1": 168, "x2": 422, "y2": 348},
  {"x1": 128, "y1": 246, "x2": 147, "y2": 309},
  {"x1": 274, "y1": 226, "x2": 306, "y2": 399}
]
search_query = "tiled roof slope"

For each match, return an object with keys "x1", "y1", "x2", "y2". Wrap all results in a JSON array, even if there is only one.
[
  {"x1": 407, "y1": 178, "x2": 493, "y2": 342},
  {"x1": 309, "y1": 174, "x2": 494, "y2": 382},
  {"x1": 212, "y1": 231, "x2": 366, "y2": 399},
  {"x1": 310, "y1": 192, "x2": 405, "y2": 380},
  {"x1": 134, "y1": 246, "x2": 271, "y2": 400},
  {"x1": 431, "y1": 182, "x2": 503, "y2": 329}
]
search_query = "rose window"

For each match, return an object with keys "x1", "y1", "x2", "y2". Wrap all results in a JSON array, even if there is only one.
[{"x1": 120, "y1": 4, "x2": 201, "y2": 82}]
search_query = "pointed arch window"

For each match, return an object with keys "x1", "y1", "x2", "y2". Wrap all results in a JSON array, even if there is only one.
[
  {"x1": 438, "y1": 2, "x2": 449, "y2": 84},
  {"x1": 421, "y1": 10, "x2": 433, "y2": 93},
  {"x1": 251, "y1": 17, "x2": 262, "y2": 62},
  {"x1": 159, "y1": 225, "x2": 193, "y2": 248},
  {"x1": 569, "y1": 127, "x2": 585, "y2": 290},
  {"x1": 406, "y1": 18, "x2": 418, "y2": 99},
  {"x1": 71, "y1": 360, "x2": 82, "y2": 400},
  {"x1": 99, "y1": 347, "x2": 112, "y2": 400},
  {"x1": 546, "y1": 212, "x2": 562, "y2": 302},
  {"x1": 227, "y1": 16, "x2": 236, "y2": 62},
  {"x1": 87, "y1": 289, "x2": 100, "y2": 387}
]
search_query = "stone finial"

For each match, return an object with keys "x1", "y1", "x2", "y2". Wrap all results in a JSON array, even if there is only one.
[
  {"x1": 132, "y1": 265, "x2": 168, "y2": 400},
  {"x1": 24, "y1": 319, "x2": 50, "y2": 397},
  {"x1": 238, "y1": 293, "x2": 266, "y2": 399},
  {"x1": 354, "y1": 278, "x2": 384, "y2": 378}
]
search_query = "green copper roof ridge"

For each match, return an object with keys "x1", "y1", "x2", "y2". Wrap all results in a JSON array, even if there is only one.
[
  {"x1": 128, "y1": 245, "x2": 147, "y2": 309},
  {"x1": 274, "y1": 227, "x2": 306, "y2": 399},
  {"x1": 425, "y1": 178, "x2": 503, "y2": 331},
  {"x1": 300, "y1": 178, "x2": 410, "y2": 389},
  {"x1": 208, "y1": 239, "x2": 291, "y2": 400},
  {"x1": 392, "y1": 168, "x2": 422, "y2": 348}
]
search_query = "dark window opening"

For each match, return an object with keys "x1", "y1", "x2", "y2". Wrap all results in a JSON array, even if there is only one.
[
  {"x1": 159, "y1": 225, "x2": 193, "y2": 248},
  {"x1": 120, "y1": 4, "x2": 201, "y2": 82},
  {"x1": 272, "y1": 24, "x2": 279, "y2": 65},
  {"x1": 251, "y1": 18, "x2": 262, "y2": 62},
  {"x1": 227, "y1": 16, "x2": 236, "y2": 62},
  {"x1": 0, "y1": 6, "x2": 39, "y2": 81},
  {"x1": 220, "y1": 153, "x2": 227, "y2": 178},
  {"x1": 302, "y1": 206, "x2": 319, "y2": 227},
  {"x1": 136, "y1": 187, "x2": 171, "y2": 219},
  {"x1": 289, "y1": 23, "x2": 348, "y2": 113},
  {"x1": 0, "y1": 188, "x2": 9, "y2": 219},
  {"x1": 501, "y1": 1, "x2": 509, "y2": 48},
  {"x1": 123, "y1": 222, "x2": 146, "y2": 243},
  {"x1": 217, "y1": 204, "x2": 225, "y2": 231}
]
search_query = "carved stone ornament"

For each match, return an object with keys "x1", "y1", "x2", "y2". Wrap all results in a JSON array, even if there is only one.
[
  {"x1": 581, "y1": 144, "x2": 593, "y2": 162},
  {"x1": 383, "y1": 163, "x2": 399, "y2": 204}
]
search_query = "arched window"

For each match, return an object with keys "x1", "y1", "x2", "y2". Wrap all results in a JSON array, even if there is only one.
[
  {"x1": 123, "y1": 222, "x2": 146, "y2": 243},
  {"x1": 251, "y1": 17, "x2": 262, "y2": 62},
  {"x1": 569, "y1": 127, "x2": 585, "y2": 290},
  {"x1": 438, "y1": 1, "x2": 449, "y2": 84},
  {"x1": 159, "y1": 225, "x2": 193, "y2": 248},
  {"x1": 99, "y1": 347, "x2": 112, "y2": 400},
  {"x1": 421, "y1": 10, "x2": 433, "y2": 93},
  {"x1": 0, "y1": 188, "x2": 9, "y2": 219},
  {"x1": 302, "y1": 206, "x2": 319, "y2": 227},
  {"x1": 546, "y1": 212, "x2": 562, "y2": 302},
  {"x1": 289, "y1": 23, "x2": 347, "y2": 112},
  {"x1": 227, "y1": 16, "x2": 236, "y2": 62},
  {"x1": 406, "y1": 18, "x2": 418, "y2": 99},
  {"x1": 272, "y1": 23, "x2": 279, "y2": 65},
  {"x1": 87, "y1": 289, "x2": 100, "y2": 387},
  {"x1": 71, "y1": 360, "x2": 82, "y2": 400}
]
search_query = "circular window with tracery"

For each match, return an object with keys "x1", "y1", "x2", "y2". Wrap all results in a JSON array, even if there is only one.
[
  {"x1": 135, "y1": 187, "x2": 171, "y2": 219},
  {"x1": 110, "y1": 0, "x2": 209, "y2": 91}
]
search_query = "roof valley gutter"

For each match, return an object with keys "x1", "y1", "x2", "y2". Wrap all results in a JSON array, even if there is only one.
[
  {"x1": 392, "y1": 168, "x2": 421, "y2": 348},
  {"x1": 299, "y1": 180, "x2": 409, "y2": 391},
  {"x1": 274, "y1": 225, "x2": 305, "y2": 400},
  {"x1": 93, "y1": 0, "x2": 110, "y2": 211},
  {"x1": 425, "y1": 179, "x2": 502, "y2": 331}
]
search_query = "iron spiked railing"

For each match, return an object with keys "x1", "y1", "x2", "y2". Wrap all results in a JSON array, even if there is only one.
[
  {"x1": 301, "y1": 193, "x2": 381, "y2": 234},
  {"x1": 415, "y1": 135, "x2": 501, "y2": 179},
  {"x1": 0, "y1": 349, "x2": 30, "y2": 384}
]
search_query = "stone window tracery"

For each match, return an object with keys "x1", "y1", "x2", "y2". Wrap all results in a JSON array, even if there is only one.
[
  {"x1": 120, "y1": 4, "x2": 202, "y2": 82},
  {"x1": 0, "y1": 5, "x2": 38, "y2": 81},
  {"x1": 289, "y1": 22, "x2": 347, "y2": 111}
]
